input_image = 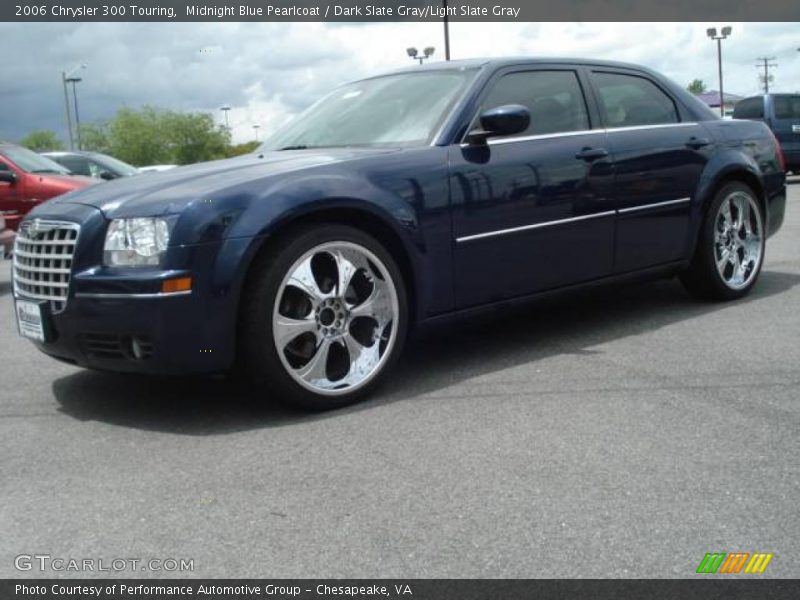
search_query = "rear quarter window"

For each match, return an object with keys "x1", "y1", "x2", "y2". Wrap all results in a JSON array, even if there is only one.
[{"x1": 774, "y1": 95, "x2": 800, "y2": 119}]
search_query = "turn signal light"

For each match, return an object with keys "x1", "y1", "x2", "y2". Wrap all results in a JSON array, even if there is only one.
[{"x1": 161, "y1": 276, "x2": 192, "y2": 294}]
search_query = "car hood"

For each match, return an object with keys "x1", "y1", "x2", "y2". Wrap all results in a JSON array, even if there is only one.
[{"x1": 51, "y1": 148, "x2": 399, "y2": 217}]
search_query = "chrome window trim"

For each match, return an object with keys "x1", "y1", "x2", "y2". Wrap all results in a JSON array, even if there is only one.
[
  {"x1": 455, "y1": 121, "x2": 700, "y2": 148},
  {"x1": 456, "y1": 210, "x2": 616, "y2": 243},
  {"x1": 618, "y1": 197, "x2": 692, "y2": 214},
  {"x1": 74, "y1": 290, "x2": 192, "y2": 299},
  {"x1": 457, "y1": 197, "x2": 692, "y2": 243}
]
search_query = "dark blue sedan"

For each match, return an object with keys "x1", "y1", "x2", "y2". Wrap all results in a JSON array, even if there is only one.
[{"x1": 12, "y1": 58, "x2": 787, "y2": 409}]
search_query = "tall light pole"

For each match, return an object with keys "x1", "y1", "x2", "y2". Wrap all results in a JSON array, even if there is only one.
[
  {"x1": 707, "y1": 27, "x2": 731, "y2": 117},
  {"x1": 61, "y1": 64, "x2": 85, "y2": 150},
  {"x1": 442, "y1": 0, "x2": 450, "y2": 60},
  {"x1": 406, "y1": 47, "x2": 435, "y2": 65},
  {"x1": 220, "y1": 105, "x2": 231, "y2": 130},
  {"x1": 66, "y1": 76, "x2": 83, "y2": 150},
  {"x1": 253, "y1": 124, "x2": 260, "y2": 142}
]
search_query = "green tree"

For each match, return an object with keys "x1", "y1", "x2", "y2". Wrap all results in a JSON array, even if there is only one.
[
  {"x1": 106, "y1": 106, "x2": 172, "y2": 166},
  {"x1": 164, "y1": 111, "x2": 230, "y2": 165},
  {"x1": 687, "y1": 79, "x2": 707, "y2": 94},
  {"x1": 79, "y1": 122, "x2": 111, "y2": 154},
  {"x1": 88, "y1": 106, "x2": 231, "y2": 166},
  {"x1": 18, "y1": 130, "x2": 64, "y2": 152},
  {"x1": 227, "y1": 140, "x2": 260, "y2": 158}
]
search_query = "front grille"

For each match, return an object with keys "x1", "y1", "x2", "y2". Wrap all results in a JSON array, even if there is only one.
[{"x1": 13, "y1": 219, "x2": 80, "y2": 313}]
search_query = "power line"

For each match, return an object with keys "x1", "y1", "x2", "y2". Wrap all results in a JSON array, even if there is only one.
[{"x1": 755, "y1": 57, "x2": 778, "y2": 93}]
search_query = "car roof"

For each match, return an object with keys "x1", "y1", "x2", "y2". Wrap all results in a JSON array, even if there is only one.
[{"x1": 375, "y1": 56, "x2": 658, "y2": 77}]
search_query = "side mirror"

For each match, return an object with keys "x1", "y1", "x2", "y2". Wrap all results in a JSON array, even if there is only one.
[
  {"x1": 467, "y1": 104, "x2": 530, "y2": 145},
  {"x1": 0, "y1": 171, "x2": 18, "y2": 184},
  {"x1": 99, "y1": 170, "x2": 115, "y2": 181}
]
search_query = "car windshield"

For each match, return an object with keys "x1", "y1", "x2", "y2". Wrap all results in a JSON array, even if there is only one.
[
  {"x1": 260, "y1": 69, "x2": 478, "y2": 150},
  {"x1": 774, "y1": 95, "x2": 800, "y2": 119},
  {"x1": 92, "y1": 153, "x2": 139, "y2": 176},
  {"x1": 2, "y1": 145, "x2": 71, "y2": 175}
]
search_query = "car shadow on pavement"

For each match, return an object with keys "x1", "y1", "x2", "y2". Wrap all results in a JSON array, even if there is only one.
[
  {"x1": 0, "y1": 279, "x2": 11, "y2": 297},
  {"x1": 52, "y1": 269, "x2": 800, "y2": 435}
]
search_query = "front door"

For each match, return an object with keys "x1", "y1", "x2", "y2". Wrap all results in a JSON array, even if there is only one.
[{"x1": 450, "y1": 68, "x2": 616, "y2": 308}]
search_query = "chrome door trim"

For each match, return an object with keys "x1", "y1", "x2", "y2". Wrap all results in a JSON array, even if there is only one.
[
  {"x1": 617, "y1": 197, "x2": 691, "y2": 214},
  {"x1": 456, "y1": 210, "x2": 616, "y2": 243}
]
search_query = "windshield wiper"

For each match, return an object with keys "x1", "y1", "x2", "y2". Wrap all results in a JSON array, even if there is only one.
[
  {"x1": 276, "y1": 145, "x2": 311, "y2": 151},
  {"x1": 31, "y1": 169, "x2": 63, "y2": 174}
]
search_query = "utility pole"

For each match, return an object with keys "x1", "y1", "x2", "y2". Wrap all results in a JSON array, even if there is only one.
[{"x1": 756, "y1": 57, "x2": 778, "y2": 93}]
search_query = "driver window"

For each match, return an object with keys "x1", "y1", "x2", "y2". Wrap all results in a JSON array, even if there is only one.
[{"x1": 477, "y1": 70, "x2": 590, "y2": 137}]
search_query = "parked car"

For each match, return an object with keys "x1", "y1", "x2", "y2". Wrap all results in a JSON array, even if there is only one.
[
  {"x1": 42, "y1": 151, "x2": 139, "y2": 180},
  {"x1": 0, "y1": 143, "x2": 95, "y2": 231},
  {"x1": 138, "y1": 164, "x2": 177, "y2": 173},
  {"x1": 12, "y1": 58, "x2": 786, "y2": 410},
  {"x1": 733, "y1": 93, "x2": 799, "y2": 173},
  {"x1": 0, "y1": 213, "x2": 13, "y2": 258}
]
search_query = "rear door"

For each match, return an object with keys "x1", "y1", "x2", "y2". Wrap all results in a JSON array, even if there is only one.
[
  {"x1": 588, "y1": 69, "x2": 711, "y2": 272},
  {"x1": 769, "y1": 95, "x2": 800, "y2": 170}
]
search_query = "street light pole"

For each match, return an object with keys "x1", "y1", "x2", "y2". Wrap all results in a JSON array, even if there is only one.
[
  {"x1": 61, "y1": 64, "x2": 85, "y2": 150},
  {"x1": 68, "y1": 78, "x2": 83, "y2": 150},
  {"x1": 442, "y1": 0, "x2": 450, "y2": 61},
  {"x1": 706, "y1": 27, "x2": 731, "y2": 117},
  {"x1": 220, "y1": 105, "x2": 231, "y2": 130},
  {"x1": 61, "y1": 72, "x2": 74, "y2": 150},
  {"x1": 253, "y1": 124, "x2": 260, "y2": 142}
]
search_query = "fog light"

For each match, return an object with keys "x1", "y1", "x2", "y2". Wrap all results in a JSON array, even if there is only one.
[{"x1": 161, "y1": 276, "x2": 192, "y2": 294}]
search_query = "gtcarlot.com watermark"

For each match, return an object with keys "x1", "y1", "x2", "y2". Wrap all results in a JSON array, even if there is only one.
[{"x1": 15, "y1": 554, "x2": 194, "y2": 573}]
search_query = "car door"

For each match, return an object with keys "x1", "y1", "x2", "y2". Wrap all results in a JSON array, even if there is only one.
[
  {"x1": 769, "y1": 95, "x2": 800, "y2": 171},
  {"x1": 0, "y1": 159, "x2": 27, "y2": 229},
  {"x1": 588, "y1": 69, "x2": 711, "y2": 273},
  {"x1": 449, "y1": 67, "x2": 616, "y2": 308}
]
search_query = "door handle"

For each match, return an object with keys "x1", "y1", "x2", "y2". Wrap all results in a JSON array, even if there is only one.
[
  {"x1": 575, "y1": 147, "x2": 609, "y2": 161},
  {"x1": 686, "y1": 136, "x2": 711, "y2": 149}
]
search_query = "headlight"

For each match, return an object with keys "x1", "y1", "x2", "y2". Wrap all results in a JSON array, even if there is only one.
[{"x1": 104, "y1": 218, "x2": 170, "y2": 267}]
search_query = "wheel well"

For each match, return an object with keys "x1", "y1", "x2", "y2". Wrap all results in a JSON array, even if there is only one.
[
  {"x1": 714, "y1": 170, "x2": 766, "y2": 213},
  {"x1": 240, "y1": 207, "x2": 417, "y2": 324}
]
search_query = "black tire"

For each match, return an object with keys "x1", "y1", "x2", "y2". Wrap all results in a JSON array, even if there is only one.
[
  {"x1": 239, "y1": 224, "x2": 408, "y2": 411},
  {"x1": 679, "y1": 182, "x2": 765, "y2": 301}
]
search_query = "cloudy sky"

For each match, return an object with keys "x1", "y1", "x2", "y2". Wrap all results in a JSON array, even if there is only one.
[{"x1": 1, "y1": 22, "x2": 798, "y2": 145}]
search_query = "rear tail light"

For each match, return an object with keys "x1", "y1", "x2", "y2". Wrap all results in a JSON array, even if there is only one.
[{"x1": 766, "y1": 128, "x2": 786, "y2": 172}]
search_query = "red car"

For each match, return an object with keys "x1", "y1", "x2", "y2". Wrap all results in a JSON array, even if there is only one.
[{"x1": 0, "y1": 143, "x2": 95, "y2": 232}]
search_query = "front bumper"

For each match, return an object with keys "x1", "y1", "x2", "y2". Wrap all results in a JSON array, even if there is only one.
[{"x1": 13, "y1": 203, "x2": 240, "y2": 375}]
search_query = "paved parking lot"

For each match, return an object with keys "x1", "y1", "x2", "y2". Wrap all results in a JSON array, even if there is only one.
[{"x1": 1, "y1": 181, "x2": 798, "y2": 579}]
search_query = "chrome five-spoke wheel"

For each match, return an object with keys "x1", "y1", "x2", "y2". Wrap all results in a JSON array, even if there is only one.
[
  {"x1": 272, "y1": 241, "x2": 400, "y2": 397},
  {"x1": 714, "y1": 190, "x2": 763, "y2": 290},
  {"x1": 680, "y1": 182, "x2": 765, "y2": 301}
]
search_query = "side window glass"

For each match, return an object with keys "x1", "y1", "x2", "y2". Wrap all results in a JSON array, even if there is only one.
[
  {"x1": 774, "y1": 96, "x2": 800, "y2": 119},
  {"x1": 592, "y1": 72, "x2": 679, "y2": 127},
  {"x1": 733, "y1": 98, "x2": 763, "y2": 120},
  {"x1": 61, "y1": 157, "x2": 90, "y2": 176},
  {"x1": 88, "y1": 161, "x2": 105, "y2": 178},
  {"x1": 477, "y1": 70, "x2": 590, "y2": 137},
  {"x1": 0, "y1": 162, "x2": 11, "y2": 172}
]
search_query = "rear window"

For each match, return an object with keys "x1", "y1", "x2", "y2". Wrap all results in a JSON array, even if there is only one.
[{"x1": 774, "y1": 95, "x2": 800, "y2": 120}]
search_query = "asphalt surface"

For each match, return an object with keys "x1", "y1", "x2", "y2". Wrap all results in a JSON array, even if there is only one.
[{"x1": 1, "y1": 181, "x2": 798, "y2": 579}]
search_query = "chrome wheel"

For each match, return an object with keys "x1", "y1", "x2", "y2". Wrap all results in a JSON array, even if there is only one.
[
  {"x1": 714, "y1": 191, "x2": 763, "y2": 290},
  {"x1": 272, "y1": 241, "x2": 399, "y2": 396}
]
